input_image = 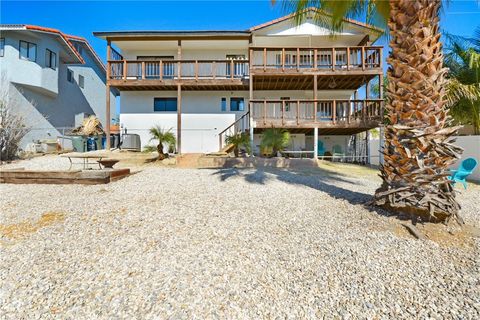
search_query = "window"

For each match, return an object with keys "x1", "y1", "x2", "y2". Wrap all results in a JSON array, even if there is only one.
[
  {"x1": 230, "y1": 97, "x2": 244, "y2": 112},
  {"x1": 78, "y1": 75, "x2": 84, "y2": 88},
  {"x1": 221, "y1": 97, "x2": 227, "y2": 111},
  {"x1": 67, "y1": 69, "x2": 74, "y2": 83},
  {"x1": 45, "y1": 49, "x2": 56, "y2": 69},
  {"x1": 0, "y1": 38, "x2": 4, "y2": 57},
  {"x1": 154, "y1": 98, "x2": 177, "y2": 112},
  {"x1": 19, "y1": 40, "x2": 37, "y2": 61}
]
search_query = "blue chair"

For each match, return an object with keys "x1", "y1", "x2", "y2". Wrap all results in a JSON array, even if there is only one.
[
  {"x1": 449, "y1": 158, "x2": 478, "y2": 189},
  {"x1": 317, "y1": 140, "x2": 325, "y2": 157}
]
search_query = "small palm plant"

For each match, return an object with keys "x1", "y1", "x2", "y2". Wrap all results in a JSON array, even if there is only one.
[
  {"x1": 149, "y1": 126, "x2": 176, "y2": 160},
  {"x1": 260, "y1": 128, "x2": 290, "y2": 157},
  {"x1": 225, "y1": 132, "x2": 250, "y2": 157}
]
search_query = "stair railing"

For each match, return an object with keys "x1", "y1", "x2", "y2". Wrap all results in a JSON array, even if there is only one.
[{"x1": 218, "y1": 111, "x2": 250, "y2": 151}]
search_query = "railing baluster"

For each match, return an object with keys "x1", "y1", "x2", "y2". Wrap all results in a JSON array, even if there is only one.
[
  {"x1": 263, "y1": 48, "x2": 267, "y2": 71},
  {"x1": 282, "y1": 48, "x2": 285, "y2": 71},
  {"x1": 123, "y1": 60, "x2": 127, "y2": 80},
  {"x1": 314, "y1": 49, "x2": 318, "y2": 69},
  {"x1": 296, "y1": 48, "x2": 300, "y2": 71},
  {"x1": 212, "y1": 61, "x2": 216, "y2": 79},
  {"x1": 361, "y1": 47, "x2": 365, "y2": 70}
]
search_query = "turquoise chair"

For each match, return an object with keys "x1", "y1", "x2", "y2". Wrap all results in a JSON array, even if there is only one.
[
  {"x1": 449, "y1": 158, "x2": 478, "y2": 189},
  {"x1": 332, "y1": 144, "x2": 345, "y2": 162},
  {"x1": 317, "y1": 140, "x2": 325, "y2": 157}
]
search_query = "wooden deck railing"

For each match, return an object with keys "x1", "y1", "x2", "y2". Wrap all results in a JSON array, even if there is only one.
[
  {"x1": 250, "y1": 99, "x2": 383, "y2": 126},
  {"x1": 218, "y1": 111, "x2": 250, "y2": 151},
  {"x1": 250, "y1": 46, "x2": 382, "y2": 71},
  {"x1": 108, "y1": 59, "x2": 249, "y2": 80}
]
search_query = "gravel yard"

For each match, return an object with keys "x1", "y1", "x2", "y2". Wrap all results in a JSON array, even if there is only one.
[{"x1": 1, "y1": 155, "x2": 479, "y2": 319}]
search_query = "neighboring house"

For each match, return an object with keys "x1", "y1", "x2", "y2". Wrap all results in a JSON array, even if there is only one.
[
  {"x1": 94, "y1": 8, "x2": 384, "y2": 157},
  {"x1": 0, "y1": 24, "x2": 116, "y2": 149}
]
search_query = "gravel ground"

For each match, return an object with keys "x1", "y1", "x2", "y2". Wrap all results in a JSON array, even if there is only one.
[{"x1": 1, "y1": 156, "x2": 479, "y2": 319}]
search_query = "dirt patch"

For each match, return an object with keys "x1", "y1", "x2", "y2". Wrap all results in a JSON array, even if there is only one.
[
  {"x1": 0, "y1": 211, "x2": 65, "y2": 241},
  {"x1": 390, "y1": 219, "x2": 479, "y2": 249}
]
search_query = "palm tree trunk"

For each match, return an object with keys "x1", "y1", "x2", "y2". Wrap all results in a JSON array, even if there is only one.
[{"x1": 374, "y1": 0, "x2": 463, "y2": 223}]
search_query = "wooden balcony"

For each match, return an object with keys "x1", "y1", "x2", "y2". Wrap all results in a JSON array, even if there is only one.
[
  {"x1": 250, "y1": 99, "x2": 383, "y2": 134},
  {"x1": 250, "y1": 46, "x2": 382, "y2": 76},
  {"x1": 107, "y1": 59, "x2": 249, "y2": 90}
]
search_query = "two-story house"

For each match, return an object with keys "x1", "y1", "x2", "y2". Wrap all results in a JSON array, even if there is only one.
[
  {"x1": 0, "y1": 25, "x2": 116, "y2": 149},
  {"x1": 94, "y1": 8, "x2": 384, "y2": 157}
]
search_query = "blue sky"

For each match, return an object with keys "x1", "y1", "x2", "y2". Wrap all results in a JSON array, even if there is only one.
[{"x1": 2, "y1": 0, "x2": 480, "y2": 62}]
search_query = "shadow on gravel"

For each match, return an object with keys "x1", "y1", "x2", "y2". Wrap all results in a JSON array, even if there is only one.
[{"x1": 210, "y1": 167, "x2": 392, "y2": 217}]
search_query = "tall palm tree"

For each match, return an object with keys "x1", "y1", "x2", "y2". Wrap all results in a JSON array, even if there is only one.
[{"x1": 277, "y1": 1, "x2": 462, "y2": 223}]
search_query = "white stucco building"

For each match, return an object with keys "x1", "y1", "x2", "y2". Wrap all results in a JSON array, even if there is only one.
[
  {"x1": 0, "y1": 24, "x2": 116, "y2": 149},
  {"x1": 94, "y1": 8, "x2": 384, "y2": 158}
]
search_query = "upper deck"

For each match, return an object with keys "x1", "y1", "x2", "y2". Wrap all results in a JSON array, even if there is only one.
[{"x1": 106, "y1": 45, "x2": 382, "y2": 91}]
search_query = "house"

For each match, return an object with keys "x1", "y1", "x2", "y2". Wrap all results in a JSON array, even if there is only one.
[
  {"x1": 0, "y1": 24, "x2": 116, "y2": 150},
  {"x1": 94, "y1": 8, "x2": 384, "y2": 158}
]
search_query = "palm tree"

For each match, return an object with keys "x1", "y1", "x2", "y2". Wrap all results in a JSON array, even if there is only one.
[
  {"x1": 148, "y1": 126, "x2": 176, "y2": 160},
  {"x1": 225, "y1": 132, "x2": 251, "y2": 157},
  {"x1": 277, "y1": 1, "x2": 462, "y2": 223},
  {"x1": 260, "y1": 128, "x2": 291, "y2": 157},
  {"x1": 444, "y1": 33, "x2": 480, "y2": 134}
]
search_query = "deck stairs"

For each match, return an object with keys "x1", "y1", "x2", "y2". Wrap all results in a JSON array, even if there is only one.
[{"x1": 217, "y1": 111, "x2": 250, "y2": 153}]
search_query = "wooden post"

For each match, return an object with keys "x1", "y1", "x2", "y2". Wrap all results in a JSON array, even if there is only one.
[
  {"x1": 379, "y1": 47, "x2": 383, "y2": 69},
  {"x1": 177, "y1": 85, "x2": 182, "y2": 154},
  {"x1": 212, "y1": 61, "x2": 216, "y2": 79},
  {"x1": 141, "y1": 61, "x2": 145, "y2": 80},
  {"x1": 314, "y1": 49, "x2": 318, "y2": 69},
  {"x1": 346, "y1": 47, "x2": 350, "y2": 70},
  {"x1": 296, "y1": 48, "x2": 300, "y2": 71},
  {"x1": 177, "y1": 40, "x2": 182, "y2": 79},
  {"x1": 313, "y1": 127, "x2": 318, "y2": 160},
  {"x1": 282, "y1": 48, "x2": 285, "y2": 71},
  {"x1": 159, "y1": 61, "x2": 163, "y2": 81},
  {"x1": 122, "y1": 59, "x2": 127, "y2": 80},
  {"x1": 263, "y1": 48, "x2": 267, "y2": 71},
  {"x1": 105, "y1": 85, "x2": 111, "y2": 150},
  {"x1": 249, "y1": 74, "x2": 254, "y2": 157},
  {"x1": 332, "y1": 48, "x2": 336, "y2": 71},
  {"x1": 313, "y1": 75, "x2": 318, "y2": 123},
  {"x1": 106, "y1": 40, "x2": 111, "y2": 80},
  {"x1": 354, "y1": 90, "x2": 358, "y2": 100},
  {"x1": 361, "y1": 46, "x2": 365, "y2": 70},
  {"x1": 230, "y1": 60, "x2": 234, "y2": 80},
  {"x1": 195, "y1": 60, "x2": 198, "y2": 81}
]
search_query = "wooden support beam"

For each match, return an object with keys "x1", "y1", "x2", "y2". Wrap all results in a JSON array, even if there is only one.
[
  {"x1": 282, "y1": 48, "x2": 285, "y2": 71},
  {"x1": 361, "y1": 47, "x2": 365, "y2": 70},
  {"x1": 122, "y1": 59, "x2": 127, "y2": 80},
  {"x1": 105, "y1": 84, "x2": 111, "y2": 150},
  {"x1": 106, "y1": 40, "x2": 111, "y2": 81},
  {"x1": 332, "y1": 48, "x2": 336, "y2": 71},
  {"x1": 263, "y1": 48, "x2": 267, "y2": 71},
  {"x1": 296, "y1": 48, "x2": 300, "y2": 71},
  {"x1": 141, "y1": 62, "x2": 145, "y2": 80},
  {"x1": 177, "y1": 40, "x2": 182, "y2": 80},
  {"x1": 332, "y1": 100, "x2": 336, "y2": 124},
  {"x1": 313, "y1": 75, "x2": 318, "y2": 123},
  {"x1": 177, "y1": 85, "x2": 182, "y2": 154}
]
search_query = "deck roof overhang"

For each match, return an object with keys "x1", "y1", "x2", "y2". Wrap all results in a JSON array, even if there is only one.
[{"x1": 93, "y1": 31, "x2": 251, "y2": 42}]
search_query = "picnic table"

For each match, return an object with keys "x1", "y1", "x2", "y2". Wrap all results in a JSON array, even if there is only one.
[{"x1": 61, "y1": 153, "x2": 107, "y2": 170}]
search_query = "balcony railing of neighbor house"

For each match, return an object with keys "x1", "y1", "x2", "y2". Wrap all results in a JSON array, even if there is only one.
[
  {"x1": 250, "y1": 99, "x2": 384, "y2": 126},
  {"x1": 250, "y1": 46, "x2": 382, "y2": 71},
  {"x1": 108, "y1": 59, "x2": 249, "y2": 81}
]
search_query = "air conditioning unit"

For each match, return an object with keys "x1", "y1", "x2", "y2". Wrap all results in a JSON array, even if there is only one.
[{"x1": 122, "y1": 134, "x2": 141, "y2": 151}]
